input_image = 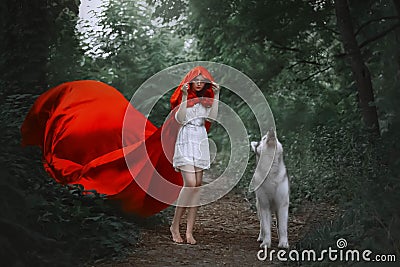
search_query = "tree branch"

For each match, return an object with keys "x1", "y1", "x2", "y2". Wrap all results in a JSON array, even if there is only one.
[
  {"x1": 269, "y1": 42, "x2": 300, "y2": 53},
  {"x1": 288, "y1": 60, "x2": 324, "y2": 69},
  {"x1": 334, "y1": 22, "x2": 400, "y2": 58},
  {"x1": 359, "y1": 23, "x2": 400, "y2": 49},
  {"x1": 354, "y1": 16, "x2": 398, "y2": 36},
  {"x1": 318, "y1": 23, "x2": 340, "y2": 35},
  {"x1": 298, "y1": 66, "x2": 333, "y2": 83}
]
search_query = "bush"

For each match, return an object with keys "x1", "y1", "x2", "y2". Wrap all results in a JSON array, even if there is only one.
[{"x1": 0, "y1": 93, "x2": 141, "y2": 267}]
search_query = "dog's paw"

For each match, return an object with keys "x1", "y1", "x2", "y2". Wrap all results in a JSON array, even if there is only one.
[
  {"x1": 260, "y1": 240, "x2": 271, "y2": 248},
  {"x1": 278, "y1": 240, "x2": 289, "y2": 249}
]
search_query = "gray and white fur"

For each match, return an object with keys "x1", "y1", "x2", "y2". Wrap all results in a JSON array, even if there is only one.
[{"x1": 251, "y1": 129, "x2": 289, "y2": 248}]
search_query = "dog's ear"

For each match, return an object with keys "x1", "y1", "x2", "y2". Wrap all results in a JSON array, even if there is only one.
[{"x1": 251, "y1": 141, "x2": 258, "y2": 152}]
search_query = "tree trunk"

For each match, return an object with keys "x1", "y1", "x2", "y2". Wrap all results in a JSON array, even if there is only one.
[
  {"x1": 334, "y1": 0, "x2": 380, "y2": 135},
  {"x1": 393, "y1": 0, "x2": 400, "y2": 78}
]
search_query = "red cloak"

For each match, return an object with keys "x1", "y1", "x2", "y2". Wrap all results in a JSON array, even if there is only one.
[{"x1": 21, "y1": 67, "x2": 215, "y2": 217}]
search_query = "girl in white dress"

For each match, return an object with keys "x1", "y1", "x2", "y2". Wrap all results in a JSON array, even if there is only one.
[{"x1": 169, "y1": 67, "x2": 220, "y2": 244}]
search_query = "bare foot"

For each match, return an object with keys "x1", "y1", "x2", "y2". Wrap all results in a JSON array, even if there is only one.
[
  {"x1": 186, "y1": 234, "x2": 197, "y2": 245},
  {"x1": 170, "y1": 226, "x2": 183, "y2": 243}
]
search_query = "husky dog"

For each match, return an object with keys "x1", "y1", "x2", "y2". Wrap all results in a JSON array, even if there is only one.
[{"x1": 251, "y1": 129, "x2": 289, "y2": 248}]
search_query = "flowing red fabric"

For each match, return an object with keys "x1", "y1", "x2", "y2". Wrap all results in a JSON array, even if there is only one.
[
  {"x1": 21, "y1": 67, "x2": 215, "y2": 217},
  {"x1": 21, "y1": 80, "x2": 182, "y2": 217}
]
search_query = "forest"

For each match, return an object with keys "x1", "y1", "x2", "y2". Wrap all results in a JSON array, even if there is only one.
[{"x1": 1, "y1": 0, "x2": 399, "y2": 266}]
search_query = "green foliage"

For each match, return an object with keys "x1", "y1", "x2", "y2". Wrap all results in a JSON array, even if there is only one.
[
  {"x1": 295, "y1": 135, "x2": 400, "y2": 265},
  {"x1": 71, "y1": 0, "x2": 192, "y2": 98},
  {"x1": 47, "y1": 6, "x2": 85, "y2": 86},
  {"x1": 0, "y1": 0, "x2": 81, "y2": 93}
]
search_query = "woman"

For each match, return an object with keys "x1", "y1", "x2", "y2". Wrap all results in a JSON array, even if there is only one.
[{"x1": 169, "y1": 66, "x2": 220, "y2": 244}]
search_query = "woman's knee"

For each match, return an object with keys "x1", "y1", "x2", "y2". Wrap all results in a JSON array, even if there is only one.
[
  {"x1": 181, "y1": 169, "x2": 196, "y2": 187},
  {"x1": 184, "y1": 179, "x2": 197, "y2": 187}
]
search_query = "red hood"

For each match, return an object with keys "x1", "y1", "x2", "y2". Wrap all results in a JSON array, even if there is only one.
[{"x1": 170, "y1": 66, "x2": 215, "y2": 110}]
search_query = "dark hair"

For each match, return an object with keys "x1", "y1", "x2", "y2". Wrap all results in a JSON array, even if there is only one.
[{"x1": 190, "y1": 82, "x2": 211, "y2": 97}]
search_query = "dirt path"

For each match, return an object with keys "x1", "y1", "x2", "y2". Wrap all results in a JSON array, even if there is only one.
[{"x1": 95, "y1": 189, "x2": 337, "y2": 267}]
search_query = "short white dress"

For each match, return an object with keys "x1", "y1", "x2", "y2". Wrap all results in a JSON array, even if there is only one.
[{"x1": 173, "y1": 103, "x2": 211, "y2": 171}]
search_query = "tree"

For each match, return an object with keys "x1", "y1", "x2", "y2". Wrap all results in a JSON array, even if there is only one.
[
  {"x1": 0, "y1": 0, "x2": 80, "y2": 94},
  {"x1": 81, "y1": 0, "x2": 189, "y2": 97},
  {"x1": 334, "y1": 0, "x2": 380, "y2": 134}
]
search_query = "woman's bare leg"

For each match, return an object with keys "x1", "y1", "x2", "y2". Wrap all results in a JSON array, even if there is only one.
[
  {"x1": 186, "y1": 167, "x2": 203, "y2": 244},
  {"x1": 170, "y1": 165, "x2": 197, "y2": 243},
  {"x1": 170, "y1": 206, "x2": 185, "y2": 243}
]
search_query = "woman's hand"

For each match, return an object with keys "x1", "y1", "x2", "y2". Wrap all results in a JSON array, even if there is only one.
[
  {"x1": 211, "y1": 82, "x2": 220, "y2": 93},
  {"x1": 181, "y1": 83, "x2": 189, "y2": 96}
]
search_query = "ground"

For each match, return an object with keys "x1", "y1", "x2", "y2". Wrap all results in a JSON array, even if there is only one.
[{"x1": 94, "y1": 187, "x2": 337, "y2": 267}]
